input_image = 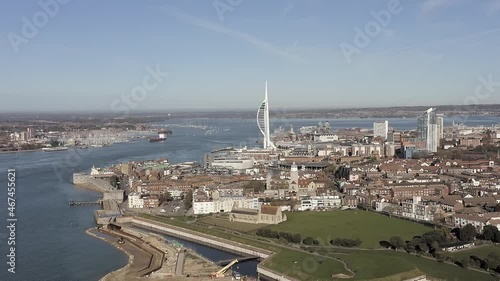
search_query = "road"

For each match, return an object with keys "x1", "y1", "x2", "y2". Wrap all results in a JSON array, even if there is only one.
[{"x1": 175, "y1": 249, "x2": 186, "y2": 276}]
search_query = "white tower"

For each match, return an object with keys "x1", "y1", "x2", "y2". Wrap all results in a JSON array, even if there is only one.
[
  {"x1": 289, "y1": 162, "x2": 299, "y2": 192},
  {"x1": 257, "y1": 81, "x2": 276, "y2": 149},
  {"x1": 290, "y1": 162, "x2": 298, "y2": 182}
]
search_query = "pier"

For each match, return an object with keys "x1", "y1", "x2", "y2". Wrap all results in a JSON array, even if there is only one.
[{"x1": 69, "y1": 200, "x2": 101, "y2": 206}]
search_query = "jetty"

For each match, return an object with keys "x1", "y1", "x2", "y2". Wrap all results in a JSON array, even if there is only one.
[{"x1": 69, "y1": 200, "x2": 101, "y2": 206}]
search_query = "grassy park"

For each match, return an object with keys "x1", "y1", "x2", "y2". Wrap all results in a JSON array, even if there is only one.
[
  {"x1": 262, "y1": 248, "x2": 352, "y2": 281},
  {"x1": 265, "y1": 210, "x2": 432, "y2": 248},
  {"x1": 199, "y1": 215, "x2": 266, "y2": 232},
  {"x1": 263, "y1": 247, "x2": 495, "y2": 281},
  {"x1": 140, "y1": 213, "x2": 495, "y2": 281},
  {"x1": 331, "y1": 250, "x2": 494, "y2": 281}
]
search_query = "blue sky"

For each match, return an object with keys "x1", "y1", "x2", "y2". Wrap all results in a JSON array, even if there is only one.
[{"x1": 1, "y1": 0, "x2": 499, "y2": 112}]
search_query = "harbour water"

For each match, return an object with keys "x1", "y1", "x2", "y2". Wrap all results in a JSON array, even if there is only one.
[
  {"x1": 0, "y1": 116, "x2": 499, "y2": 281},
  {"x1": 130, "y1": 225, "x2": 260, "y2": 277}
]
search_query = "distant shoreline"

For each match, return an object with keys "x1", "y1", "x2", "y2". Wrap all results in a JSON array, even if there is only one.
[{"x1": 0, "y1": 149, "x2": 42, "y2": 154}]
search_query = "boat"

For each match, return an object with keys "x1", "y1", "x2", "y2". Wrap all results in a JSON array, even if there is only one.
[
  {"x1": 232, "y1": 271, "x2": 241, "y2": 279},
  {"x1": 42, "y1": 147, "x2": 68, "y2": 152},
  {"x1": 149, "y1": 131, "x2": 168, "y2": 142}
]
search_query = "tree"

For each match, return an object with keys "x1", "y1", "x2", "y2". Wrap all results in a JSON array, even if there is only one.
[
  {"x1": 331, "y1": 238, "x2": 362, "y2": 247},
  {"x1": 288, "y1": 200, "x2": 299, "y2": 211},
  {"x1": 436, "y1": 253, "x2": 445, "y2": 262},
  {"x1": 109, "y1": 175, "x2": 119, "y2": 187},
  {"x1": 50, "y1": 139, "x2": 60, "y2": 147},
  {"x1": 483, "y1": 225, "x2": 499, "y2": 241},
  {"x1": 459, "y1": 224, "x2": 477, "y2": 241},
  {"x1": 429, "y1": 241, "x2": 441, "y2": 256},
  {"x1": 404, "y1": 241, "x2": 416, "y2": 253},
  {"x1": 159, "y1": 192, "x2": 172, "y2": 204},
  {"x1": 389, "y1": 236, "x2": 405, "y2": 249},
  {"x1": 459, "y1": 257, "x2": 469, "y2": 268},
  {"x1": 487, "y1": 252, "x2": 500, "y2": 270},
  {"x1": 417, "y1": 243, "x2": 429, "y2": 253},
  {"x1": 303, "y1": 237, "x2": 315, "y2": 245},
  {"x1": 184, "y1": 189, "x2": 193, "y2": 210},
  {"x1": 291, "y1": 233, "x2": 302, "y2": 244}
]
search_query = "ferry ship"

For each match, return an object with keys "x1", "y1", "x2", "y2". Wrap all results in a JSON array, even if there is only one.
[{"x1": 149, "y1": 131, "x2": 168, "y2": 142}]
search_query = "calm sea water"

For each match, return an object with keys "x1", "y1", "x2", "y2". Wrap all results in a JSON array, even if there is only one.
[{"x1": 0, "y1": 117, "x2": 498, "y2": 281}]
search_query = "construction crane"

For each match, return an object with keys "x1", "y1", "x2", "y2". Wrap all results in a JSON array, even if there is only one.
[{"x1": 211, "y1": 259, "x2": 238, "y2": 278}]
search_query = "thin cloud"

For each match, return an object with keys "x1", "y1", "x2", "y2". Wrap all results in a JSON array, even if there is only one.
[
  {"x1": 420, "y1": 0, "x2": 458, "y2": 15},
  {"x1": 383, "y1": 29, "x2": 394, "y2": 39},
  {"x1": 158, "y1": 6, "x2": 308, "y2": 64},
  {"x1": 282, "y1": 1, "x2": 295, "y2": 16},
  {"x1": 487, "y1": 0, "x2": 500, "y2": 15},
  {"x1": 397, "y1": 28, "x2": 500, "y2": 54}
]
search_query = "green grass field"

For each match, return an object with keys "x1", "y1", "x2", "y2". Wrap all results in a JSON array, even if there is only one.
[
  {"x1": 332, "y1": 250, "x2": 494, "y2": 281},
  {"x1": 199, "y1": 216, "x2": 266, "y2": 232},
  {"x1": 262, "y1": 248, "x2": 351, "y2": 281},
  {"x1": 265, "y1": 210, "x2": 432, "y2": 248},
  {"x1": 443, "y1": 244, "x2": 500, "y2": 260},
  {"x1": 140, "y1": 214, "x2": 494, "y2": 281},
  {"x1": 265, "y1": 248, "x2": 494, "y2": 281}
]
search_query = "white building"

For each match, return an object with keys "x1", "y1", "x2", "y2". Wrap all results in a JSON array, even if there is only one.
[
  {"x1": 210, "y1": 156, "x2": 254, "y2": 170},
  {"x1": 314, "y1": 134, "x2": 339, "y2": 142},
  {"x1": 417, "y1": 108, "x2": 438, "y2": 153},
  {"x1": 167, "y1": 189, "x2": 184, "y2": 199},
  {"x1": 401, "y1": 196, "x2": 441, "y2": 221},
  {"x1": 128, "y1": 192, "x2": 144, "y2": 209},
  {"x1": 317, "y1": 143, "x2": 384, "y2": 157},
  {"x1": 298, "y1": 195, "x2": 341, "y2": 211},
  {"x1": 374, "y1": 120, "x2": 389, "y2": 139},
  {"x1": 384, "y1": 142, "x2": 395, "y2": 157},
  {"x1": 436, "y1": 114, "x2": 444, "y2": 141},
  {"x1": 90, "y1": 165, "x2": 114, "y2": 176},
  {"x1": 193, "y1": 196, "x2": 260, "y2": 215},
  {"x1": 453, "y1": 213, "x2": 500, "y2": 232}
]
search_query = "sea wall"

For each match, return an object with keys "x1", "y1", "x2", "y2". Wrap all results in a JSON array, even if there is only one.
[
  {"x1": 118, "y1": 217, "x2": 271, "y2": 259},
  {"x1": 256, "y1": 266, "x2": 298, "y2": 281},
  {"x1": 72, "y1": 173, "x2": 113, "y2": 192}
]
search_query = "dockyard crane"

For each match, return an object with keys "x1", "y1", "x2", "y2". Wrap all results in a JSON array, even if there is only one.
[{"x1": 211, "y1": 259, "x2": 239, "y2": 278}]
